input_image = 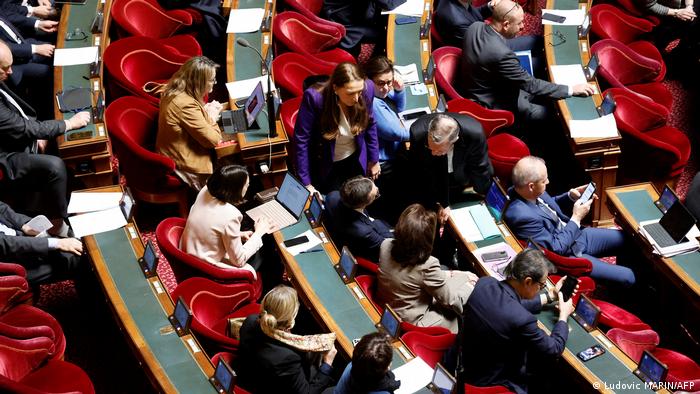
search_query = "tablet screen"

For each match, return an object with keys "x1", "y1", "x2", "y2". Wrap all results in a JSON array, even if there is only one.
[{"x1": 380, "y1": 308, "x2": 400, "y2": 338}]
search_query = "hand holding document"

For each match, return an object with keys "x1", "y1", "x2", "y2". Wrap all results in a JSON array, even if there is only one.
[{"x1": 226, "y1": 8, "x2": 265, "y2": 33}]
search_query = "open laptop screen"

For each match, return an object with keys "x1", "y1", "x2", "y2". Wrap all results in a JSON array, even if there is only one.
[
  {"x1": 639, "y1": 351, "x2": 667, "y2": 383},
  {"x1": 277, "y1": 173, "x2": 311, "y2": 219},
  {"x1": 657, "y1": 186, "x2": 678, "y2": 213},
  {"x1": 245, "y1": 82, "x2": 265, "y2": 126},
  {"x1": 485, "y1": 180, "x2": 508, "y2": 222},
  {"x1": 659, "y1": 200, "x2": 696, "y2": 243}
]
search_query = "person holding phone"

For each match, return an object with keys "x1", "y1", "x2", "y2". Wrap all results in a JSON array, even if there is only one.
[
  {"x1": 461, "y1": 248, "x2": 575, "y2": 393},
  {"x1": 503, "y1": 156, "x2": 636, "y2": 287}
]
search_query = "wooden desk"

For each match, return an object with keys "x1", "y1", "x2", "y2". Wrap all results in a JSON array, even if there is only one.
[
  {"x1": 544, "y1": 0, "x2": 620, "y2": 227},
  {"x1": 54, "y1": 0, "x2": 114, "y2": 188},
  {"x1": 448, "y1": 199, "x2": 668, "y2": 393},
  {"x1": 83, "y1": 187, "x2": 216, "y2": 393}
]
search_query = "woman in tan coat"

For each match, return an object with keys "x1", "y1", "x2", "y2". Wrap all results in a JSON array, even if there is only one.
[
  {"x1": 156, "y1": 56, "x2": 223, "y2": 190},
  {"x1": 376, "y1": 204, "x2": 478, "y2": 333}
]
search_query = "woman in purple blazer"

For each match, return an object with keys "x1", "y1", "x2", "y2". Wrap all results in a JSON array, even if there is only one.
[{"x1": 293, "y1": 62, "x2": 380, "y2": 194}]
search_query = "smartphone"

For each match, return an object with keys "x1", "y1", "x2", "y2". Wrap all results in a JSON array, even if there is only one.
[
  {"x1": 395, "y1": 16, "x2": 418, "y2": 25},
  {"x1": 560, "y1": 275, "x2": 579, "y2": 302},
  {"x1": 542, "y1": 13, "x2": 567, "y2": 23},
  {"x1": 283, "y1": 235, "x2": 309, "y2": 248},
  {"x1": 577, "y1": 345, "x2": 606, "y2": 362},
  {"x1": 578, "y1": 182, "x2": 596, "y2": 204},
  {"x1": 482, "y1": 250, "x2": 508, "y2": 262}
]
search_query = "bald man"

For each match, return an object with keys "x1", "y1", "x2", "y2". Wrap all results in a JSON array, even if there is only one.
[{"x1": 458, "y1": 0, "x2": 595, "y2": 126}]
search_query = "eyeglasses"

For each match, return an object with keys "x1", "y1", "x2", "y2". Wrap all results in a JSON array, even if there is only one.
[
  {"x1": 503, "y1": 3, "x2": 521, "y2": 19},
  {"x1": 372, "y1": 190, "x2": 381, "y2": 202},
  {"x1": 537, "y1": 280, "x2": 547, "y2": 290},
  {"x1": 374, "y1": 79, "x2": 393, "y2": 88},
  {"x1": 547, "y1": 31, "x2": 566, "y2": 47}
]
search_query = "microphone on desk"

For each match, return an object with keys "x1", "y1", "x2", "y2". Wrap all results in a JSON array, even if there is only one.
[{"x1": 236, "y1": 37, "x2": 277, "y2": 138}]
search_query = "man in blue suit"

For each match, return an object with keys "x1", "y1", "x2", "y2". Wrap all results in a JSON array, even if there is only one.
[
  {"x1": 503, "y1": 156, "x2": 635, "y2": 287},
  {"x1": 461, "y1": 248, "x2": 574, "y2": 393}
]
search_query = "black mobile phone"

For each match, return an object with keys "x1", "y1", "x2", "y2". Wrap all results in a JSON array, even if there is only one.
[
  {"x1": 542, "y1": 13, "x2": 567, "y2": 23},
  {"x1": 578, "y1": 182, "x2": 596, "y2": 204},
  {"x1": 577, "y1": 345, "x2": 606, "y2": 362},
  {"x1": 283, "y1": 235, "x2": 309, "y2": 248},
  {"x1": 482, "y1": 250, "x2": 508, "y2": 262},
  {"x1": 560, "y1": 275, "x2": 579, "y2": 302},
  {"x1": 395, "y1": 16, "x2": 418, "y2": 25}
]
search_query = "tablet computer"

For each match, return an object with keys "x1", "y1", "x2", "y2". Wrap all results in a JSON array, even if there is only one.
[{"x1": 168, "y1": 297, "x2": 192, "y2": 336}]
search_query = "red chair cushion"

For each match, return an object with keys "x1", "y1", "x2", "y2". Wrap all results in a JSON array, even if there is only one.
[
  {"x1": 487, "y1": 133, "x2": 530, "y2": 183},
  {"x1": 19, "y1": 359, "x2": 95, "y2": 394},
  {"x1": 447, "y1": 98, "x2": 514, "y2": 136},
  {"x1": 0, "y1": 304, "x2": 66, "y2": 360},
  {"x1": 400, "y1": 331, "x2": 457, "y2": 368},
  {"x1": 595, "y1": 299, "x2": 651, "y2": 332},
  {"x1": 0, "y1": 335, "x2": 54, "y2": 382},
  {"x1": 433, "y1": 46, "x2": 464, "y2": 100},
  {"x1": 606, "y1": 328, "x2": 659, "y2": 362},
  {"x1": 591, "y1": 4, "x2": 654, "y2": 44},
  {"x1": 111, "y1": 0, "x2": 192, "y2": 39},
  {"x1": 653, "y1": 348, "x2": 700, "y2": 387},
  {"x1": 592, "y1": 39, "x2": 662, "y2": 86},
  {"x1": 271, "y1": 52, "x2": 335, "y2": 97},
  {"x1": 0, "y1": 275, "x2": 29, "y2": 314},
  {"x1": 273, "y1": 11, "x2": 344, "y2": 55}
]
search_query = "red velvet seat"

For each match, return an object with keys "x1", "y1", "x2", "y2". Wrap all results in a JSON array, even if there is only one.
[
  {"x1": 171, "y1": 277, "x2": 260, "y2": 353},
  {"x1": 401, "y1": 331, "x2": 456, "y2": 368},
  {"x1": 155, "y1": 218, "x2": 264, "y2": 298},
  {"x1": 591, "y1": 5, "x2": 655, "y2": 44},
  {"x1": 591, "y1": 299, "x2": 652, "y2": 331},
  {"x1": 280, "y1": 0, "x2": 347, "y2": 35},
  {"x1": 590, "y1": 39, "x2": 673, "y2": 110},
  {"x1": 279, "y1": 96, "x2": 302, "y2": 171},
  {"x1": 103, "y1": 36, "x2": 189, "y2": 104},
  {"x1": 0, "y1": 304, "x2": 66, "y2": 361},
  {"x1": 653, "y1": 348, "x2": 700, "y2": 389},
  {"x1": 271, "y1": 52, "x2": 336, "y2": 97},
  {"x1": 0, "y1": 335, "x2": 94, "y2": 394},
  {"x1": 613, "y1": 0, "x2": 661, "y2": 26},
  {"x1": 354, "y1": 275, "x2": 452, "y2": 336},
  {"x1": 0, "y1": 263, "x2": 26, "y2": 278},
  {"x1": 0, "y1": 275, "x2": 29, "y2": 314},
  {"x1": 519, "y1": 240, "x2": 593, "y2": 277},
  {"x1": 433, "y1": 46, "x2": 464, "y2": 100},
  {"x1": 273, "y1": 11, "x2": 354, "y2": 66},
  {"x1": 105, "y1": 96, "x2": 189, "y2": 218},
  {"x1": 605, "y1": 88, "x2": 690, "y2": 181},
  {"x1": 110, "y1": 0, "x2": 201, "y2": 57},
  {"x1": 447, "y1": 99, "x2": 530, "y2": 185}
]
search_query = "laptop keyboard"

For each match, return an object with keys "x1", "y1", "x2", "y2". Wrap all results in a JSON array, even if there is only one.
[
  {"x1": 644, "y1": 222, "x2": 676, "y2": 248},
  {"x1": 232, "y1": 109, "x2": 247, "y2": 132},
  {"x1": 265, "y1": 201, "x2": 294, "y2": 228}
]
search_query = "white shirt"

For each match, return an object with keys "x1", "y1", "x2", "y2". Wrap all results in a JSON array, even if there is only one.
[{"x1": 333, "y1": 105, "x2": 357, "y2": 162}]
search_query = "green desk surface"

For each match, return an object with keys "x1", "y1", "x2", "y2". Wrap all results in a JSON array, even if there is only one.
[
  {"x1": 390, "y1": 18, "x2": 431, "y2": 111},
  {"x1": 538, "y1": 309, "x2": 655, "y2": 393},
  {"x1": 616, "y1": 190, "x2": 700, "y2": 283},
  {"x1": 450, "y1": 200, "x2": 506, "y2": 248},
  {"x1": 231, "y1": 0, "x2": 266, "y2": 81},
  {"x1": 93, "y1": 228, "x2": 214, "y2": 393},
  {"x1": 280, "y1": 220, "x2": 406, "y2": 367}
]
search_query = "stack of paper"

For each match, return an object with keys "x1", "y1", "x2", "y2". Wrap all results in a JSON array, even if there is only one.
[
  {"x1": 394, "y1": 64, "x2": 421, "y2": 85},
  {"x1": 67, "y1": 192, "x2": 127, "y2": 238},
  {"x1": 450, "y1": 207, "x2": 483, "y2": 241},
  {"x1": 54, "y1": 46, "x2": 99, "y2": 66},
  {"x1": 381, "y1": 0, "x2": 424, "y2": 17},
  {"x1": 568, "y1": 114, "x2": 618, "y2": 139},
  {"x1": 550, "y1": 64, "x2": 588, "y2": 87},
  {"x1": 226, "y1": 8, "x2": 265, "y2": 33},
  {"x1": 392, "y1": 357, "x2": 434, "y2": 394},
  {"x1": 226, "y1": 76, "x2": 276, "y2": 100}
]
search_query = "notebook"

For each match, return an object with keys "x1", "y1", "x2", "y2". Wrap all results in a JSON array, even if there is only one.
[{"x1": 246, "y1": 172, "x2": 310, "y2": 230}]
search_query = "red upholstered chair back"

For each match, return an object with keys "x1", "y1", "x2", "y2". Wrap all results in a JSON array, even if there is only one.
[
  {"x1": 401, "y1": 331, "x2": 457, "y2": 368},
  {"x1": 291, "y1": 0, "x2": 323, "y2": 15},
  {"x1": 592, "y1": 298, "x2": 652, "y2": 331},
  {"x1": 0, "y1": 275, "x2": 29, "y2": 314},
  {"x1": 654, "y1": 348, "x2": 700, "y2": 386},
  {"x1": 606, "y1": 88, "x2": 669, "y2": 134},
  {"x1": 272, "y1": 52, "x2": 335, "y2": 97},
  {"x1": 590, "y1": 4, "x2": 654, "y2": 44},
  {"x1": 280, "y1": 96, "x2": 302, "y2": 140},
  {"x1": 104, "y1": 37, "x2": 189, "y2": 104},
  {"x1": 606, "y1": 328, "x2": 659, "y2": 362},
  {"x1": 447, "y1": 98, "x2": 514, "y2": 138},
  {"x1": 0, "y1": 304, "x2": 67, "y2": 361},
  {"x1": 0, "y1": 262, "x2": 26, "y2": 278},
  {"x1": 274, "y1": 11, "x2": 343, "y2": 55},
  {"x1": 591, "y1": 39, "x2": 662, "y2": 87},
  {"x1": 518, "y1": 240, "x2": 593, "y2": 276},
  {"x1": 433, "y1": 46, "x2": 464, "y2": 100},
  {"x1": 0, "y1": 335, "x2": 53, "y2": 382},
  {"x1": 111, "y1": 0, "x2": 192, "y2": 39}
]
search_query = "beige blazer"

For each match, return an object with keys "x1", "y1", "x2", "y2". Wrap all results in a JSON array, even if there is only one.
[
  {"x1": 156, "y1": 92, "x2": 221, "y2": 174},
  {"x1": 376, "y1": 239, "x2": 474, "y2": 333}
]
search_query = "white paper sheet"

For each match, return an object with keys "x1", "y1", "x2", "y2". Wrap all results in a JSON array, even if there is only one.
[
  {"x1": 409, "y1": 83, "x2": 428, "y2": 95},
  {"x1": 68, "y1": 206, "x2": 127, "y2": 238},
  {"x1": 54, "y1": 46, "x2": 99, "y2": 66},
  {"x1": 568, "y1": 114, "x2": 618, "y2": 138},
  {"x1": 541, "y1": 9, "x2": 586, "y2": 25},
  {"x1": 26, "y1": 215, "x2": 53, "y2": 234},
  {"x1": 281, "y1": 230, "x2": 322, "y2": 256},
  {"x1": 381, "y1": 0, "x2": 424, "y2": 16},
  {"x1": 226, "y1": 76, "x2": 276, "y2": 100},
  {"x1": 394, "y1": 64, "x2": 421, "y2": 85},
  {"x1": 392, "y1": 357, "x2": 434, "y2": 394},
  {"x1": 67, "y1": 192, "x2": 123, "y2": 214},
  {"x1": 450, "y1": 206, "x2": 483, "y2": 241},
  {"x1": 226, "y1": 8, "x2": 265, "y2": 33},
  {"x1": 550, "y1": 64, "x2": 587, "y2": 86},
  {"x1": 474, "y1": 242, "x2": 517, "y2": 280}
]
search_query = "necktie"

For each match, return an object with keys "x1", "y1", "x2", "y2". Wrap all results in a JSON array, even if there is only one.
[
  {"x1": 537, "y1": 198, "x2": 565, "y2": 230},
  {"x1": 0, "y1": 20, "x2": 21, "y2": 44}
]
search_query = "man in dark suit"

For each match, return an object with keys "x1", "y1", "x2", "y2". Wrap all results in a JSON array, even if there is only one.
[
  {"x1": 461, "y1": 248, "x2": 574, "y2": 393},
  {"x1": 408, "y1": 113, "x2": 492, "y2": 225},
  {"x1": 0, "y1": 40, "x2": 90, "y2": 234},
  {"x1": 324, "y1": 176, "x2": 393, "y2": 262},
  {"x1": 503, "y1": 156, "x2": 636, "y2": 287},
  {"x1": 0, "y1": 200, "x2": 83, "y2": 285},
  {"x1": 458, "y1": 0, "x2": 594, "y2": 125}
]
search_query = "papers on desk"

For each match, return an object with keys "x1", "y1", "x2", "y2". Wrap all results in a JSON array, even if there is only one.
[
  {"x1": 568, "y1": 114, "x2": 618, "y2": 139},
  {"x1": 638, "y1": 221, "x2": 700, "y2": 257},
  {"x1": 550, "y1": 64, "x2": 588, "y2": 87},
  {"x1": 67, "y1": 192, "x2": 123, "y2": 214},
  {"x1": 450, "y1": 204, "x2": 501, "y2": 242},
  {"x1": 381, "y1": 0, "x2": 424, "y2": 17},
  {"x1": 53, "y1": 46, "x2": 99, "y2": 66},
  {"x1": 226, "y1": 8, "x2": 265, "y2": 33},
  {"x1": 280, "y1": 230, "x2": 322, "y2": 256},
  {"x1": 409, "y1": 83, "x2": 428, "y2": 96},
  {"x1": 393, "y1": 357, "x2": 433, "y2": 394},
  {"x1": 394, "y1": 64, "x2": 421, "y2": 85},
  {"x1": 68, "y1": 206, "x2": 127, "y2": 238},
  {"x1": 474, "y1": 242, "x2": 517, "y2": 280},
  {"x1": 541, "y1": 9, "x2": 586, "y2": 25},
  {"x1": 226, "y1": 76, "x2": 276, "y2": 100},
  {"x1": 399, "y1": 106, "x2": 430, "y2": 129}
]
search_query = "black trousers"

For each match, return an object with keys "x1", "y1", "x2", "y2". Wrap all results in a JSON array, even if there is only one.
[{"x1": 1, "y1": 152, "x2": 68, "y2": 219}]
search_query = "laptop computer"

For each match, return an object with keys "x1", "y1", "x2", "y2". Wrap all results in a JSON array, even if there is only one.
[
  {"x1": 634, "y1": 350, "x2": 668, "y2": 387},
  {"x1": 209, "y1": 358, "x2": 236, "y2": 394},
  {"x1": 334, "y1": 246, "x2": 358, "y2": 284},
  {"x1": 221, "y1": 81, "x2": 265, "y2": 134},
  {"x1": 168, "y1": 297, "x2": 192, "y2": 337},
  {"x1": 426, "y1": 363, "x2": 456, "y2": 394},
  {"x1": 640, "y1": 200, "x2": 696, "y2": 248},
  {"x1": 246, "y1": 172, "x2": 310, "y2": 230},
  {"x1": 376, "y1": 305, "x2": 402, "y2": 339},
  {"x1": 572, "y1": 294, "x2": 601, "y2": 332},
  {"x1": 578, "y1": 13, "x2": 591, "y2": 38},
  {"x1": 304, "y1": 193, "x2": 324, "y2": 227},
  {"x1": 138, "y1": 240, "x2": 159, "y2": 278},
  {"x1": 583, "y1": 53, "x2": 599, "y2": 81},
  {"x1": 654, "y1": 185, "x2": 679, "y2": 214},
  {"x1": 485, "y1": 177, "x2": 509, "y2": 223},
  {"x1": 596, "y1": 91, "x2": 616, "y2": 117}
]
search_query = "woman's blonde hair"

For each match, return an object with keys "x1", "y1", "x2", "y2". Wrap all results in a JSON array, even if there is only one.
[
  {"x1": 259, "y1": 285, "x2": 300, "y2": 336},
  {"x1": 162, "y1": 56, "x2": 218, "y2": 101}
]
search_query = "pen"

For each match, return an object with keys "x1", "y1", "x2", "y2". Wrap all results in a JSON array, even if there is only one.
[{"x1": 300, "y1": 246, "x2": 323, "y2": 254}]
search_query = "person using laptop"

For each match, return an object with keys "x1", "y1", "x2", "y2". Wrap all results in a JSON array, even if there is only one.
[
  {"x1": 294, "y1": 62, "x2": 380, "y2": 195},
  {"x1": 181, "y1": 165, "x2": 276, "y2": 279},
  {"x1": 376, "y1": 204, "x2": 478, "y2": 333},
  {"x1": 504, "y1": 156, "x2": 636, "y2": 288},
  {"x1": 334, "y1": 332, "x2": 400, "y2": 394},
  {"x1": 461, "y1": 249, "x2": 575, "y2": 393},
  {"x1": 156, "y1": 56, "x2": 224, "y2": 190}
]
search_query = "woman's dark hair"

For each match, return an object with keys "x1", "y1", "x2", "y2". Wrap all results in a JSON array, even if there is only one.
[
  {"x1": 363, "y1": 56, "x2": 394, "y2": 81},
  {"x1": 391, "y1": 204, "x2": 437, "y2": 266},
  {"x1": 319, "y1": 62, "x2": 369, "y2": 140},
  {"x1": 206, "y1": 164, "x2": 248, "y2": 205},
  {"x1": 503, "y1": 248, "x2": 556, "y2": 282},
  {"x1": 350, "y1": 332, "x2": 393, "y2": 384},
  {"x1": 340, "y1": 176, "x2": 374, "y2": 209}
]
